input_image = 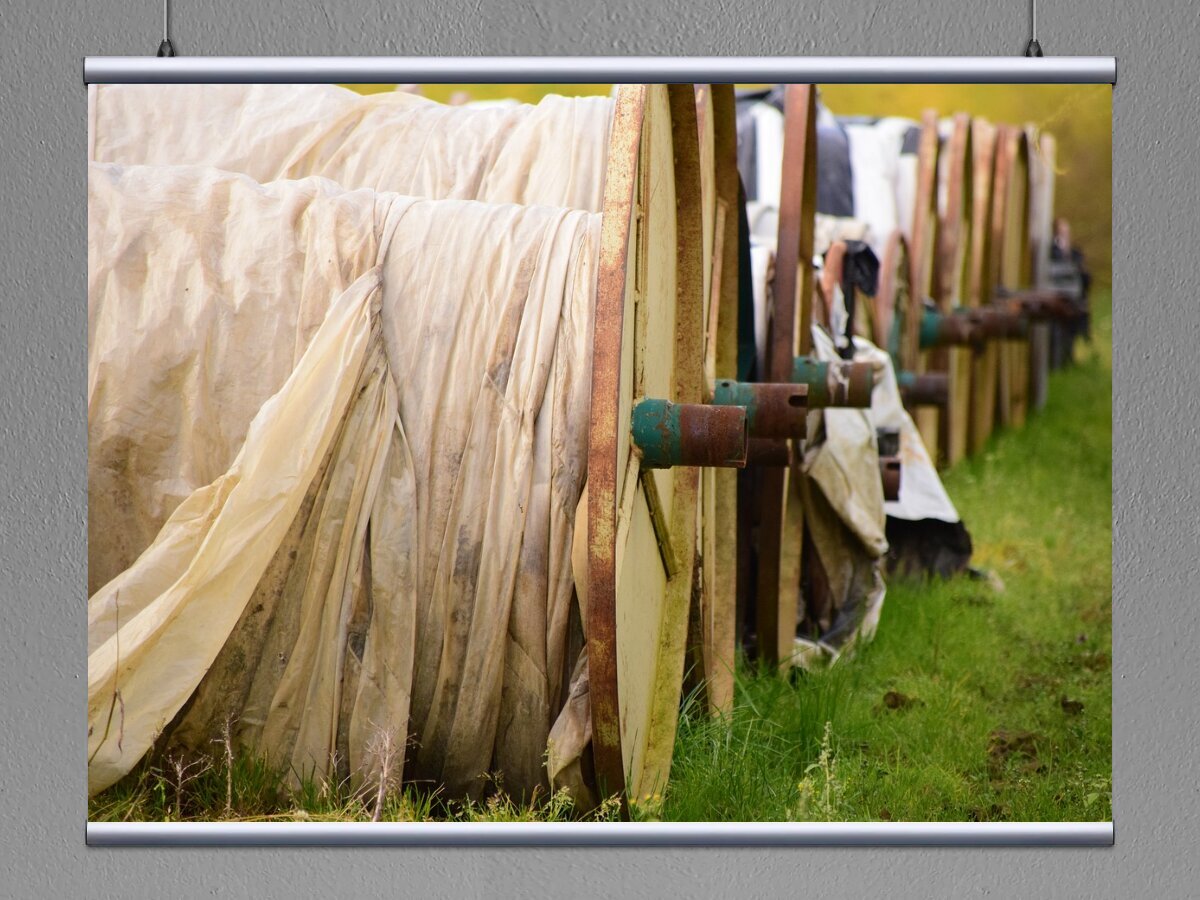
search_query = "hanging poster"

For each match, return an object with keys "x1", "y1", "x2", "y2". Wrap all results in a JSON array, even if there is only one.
[{"x1": 85, "y1": 70, "x2": 1112, "y2": 844}]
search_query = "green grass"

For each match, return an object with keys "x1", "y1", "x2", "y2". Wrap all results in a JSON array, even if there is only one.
[
  {"x1": 90, "y1": 294, "x2": 1111, "y2": 824},
  {"x1": 663, "y1": 291, "x2": 1112, "y2": 822},
  {"x1": 88, "y1": 750, "x2": 624, "y2": 823}
]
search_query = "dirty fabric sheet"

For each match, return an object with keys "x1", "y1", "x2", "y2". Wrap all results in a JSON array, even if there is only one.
[
  {"x1": 87, "y1": 164, "x2": 598, "y2": 800},
  {"x1": 88, "y1": 84, "x2": 614, "y2": 213},
  {"x1": 793, "y1": 326, "x2": 888, "y2": 663},
  {"x1": 738, "y1": 232, "x2": 887, "y2": 663}
]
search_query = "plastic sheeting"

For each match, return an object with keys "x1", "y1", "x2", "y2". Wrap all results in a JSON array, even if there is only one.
[
  {"x1": 88, "y1": 83, "x2": 614, "y2": 591},
  {"x1": 88, "y1": 84, "x2": 614, "y2": 213},
  {"x1": 87, "y1": 163, "x2": 599, "y2": 800},
  {"x1": 833, "y1": 118, "x2": 904, "y2": 265},
  {"x1": 793, "y1": 327, "x2": 887, "y2": 664},
  {"x1": 793, "y1": 321, "x2": 961, "y2": 662}
]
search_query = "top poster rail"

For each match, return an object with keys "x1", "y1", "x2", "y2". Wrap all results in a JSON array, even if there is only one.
[{"x1": 83, "y1": 56, "x2": 1117, "y2": 85}]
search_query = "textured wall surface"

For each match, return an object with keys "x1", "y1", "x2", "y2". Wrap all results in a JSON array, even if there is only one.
[{"x1": 1, "y1": 0, "x2": 1195, "y2": 896}]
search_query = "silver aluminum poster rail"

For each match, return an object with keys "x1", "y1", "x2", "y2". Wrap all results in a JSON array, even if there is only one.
[
  {"x1": 84, "y1": 54, "x2": 1114, "y2": 847},
  {"x1": 88, "y1": 821, "x2": 1114, "y2": 846},
  {"x1": 82, "y1": 55, "x2": 1117, "y2": 85}
]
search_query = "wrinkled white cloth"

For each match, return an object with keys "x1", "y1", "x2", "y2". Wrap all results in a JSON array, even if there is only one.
[
  {"x1": 744, "y1": 102, "x2": 785, "y2": 210},
  {"x1": 809, "y1": 287, "x2": 960, "y2": 526},
  {"x1": 89, "y1": 83, "x2": 614, "y2": 213},
  {"x1": 88, "y1": 163, "x2": 598, "y2": 799},
  {"x1": 839, "y1": 118, "x2": 904, "y2": 265}
]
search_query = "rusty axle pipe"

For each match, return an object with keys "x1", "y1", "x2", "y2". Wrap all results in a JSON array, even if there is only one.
[
  {"x1": 631, "y1": 398, "x2": 748, "y2": 469},
  {"x1": 879, "y1": 457, "x2": 902, "y2": 501},
  {"x1": 897, "y1": 370, "x2": 950, "y2": 407},
  {"x1": 995, "y1": 289, "x2": 1078, "y2": 322},
  {"x1": 969, "y1": 306, "x2": 1028, "y2": 340},
  {"x1": 745, "y1": 438, "x2": 793, "y2": 467},
  {"x1": 919, "y1": 309, "x2": 983, "y2": 349},
  {"x1": 879, "y1": 457, "x2": 902, "y2": 502},
  {"x1": 792, "y1": 356, "x2": 874, "y2": 408},
  {"x1": 711, "y1": 380, "x2": 808, "y2": 440}
]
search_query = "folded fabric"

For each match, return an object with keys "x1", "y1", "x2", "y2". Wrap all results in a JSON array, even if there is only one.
[
  {"x1": 89, "y1": 83, "x2": 613, "y2": 213},
  {"x1": 88, "y1": 163, "x2": 599, "y2": 800}
]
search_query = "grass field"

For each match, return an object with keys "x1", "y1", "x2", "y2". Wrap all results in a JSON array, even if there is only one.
[
  {"x1": 89, "y1": 294, "x2": 1111, "y2": 824},
  {"x1": 663, "y1": 292, "x2": 1112, "y2": 823}
]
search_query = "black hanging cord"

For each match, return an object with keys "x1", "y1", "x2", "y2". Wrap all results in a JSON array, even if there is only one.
[
  {"x1": 157, "y1": 0, "x2": 176, "y2": 57},
  {"x1": 1024, "y1": 0, "x2": 1043, "y2": 57}
]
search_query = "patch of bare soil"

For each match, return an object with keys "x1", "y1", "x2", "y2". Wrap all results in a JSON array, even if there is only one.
[{"x1": 987, "y1": 728, "x2": 1046, "y2": 778}]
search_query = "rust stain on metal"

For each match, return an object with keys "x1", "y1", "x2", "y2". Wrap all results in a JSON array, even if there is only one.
[
  {"x1": 900, "y1": 371, "x2": 950, "y2": 408},
  {"x1": 970, "y1": 305, "x2": 1027, "y2": 340},
  {"x1": 827, "y1": 360, "x2": 874, "y2": 408},
  {"x1": 935, "y1": 113, "x2": 973, "y2": 312},
  {"x1": 677, "y1": 402, "x2": 748, "y2": 468},
  {"x1": 749, "y1": 383, "x2": 808, "y2": 440},
  {"x1": 995, "y1": 288, "x2": 1078, "y2": 321},
  {"x1": 935, "y1": 311, "x2": 982, "y2": 346},
  {"x1": 746, "y1": 438, "x2": 793, "y2": 468},
  {"x1": 586, "y1": 84, "x2": 646, "y2": 811}
]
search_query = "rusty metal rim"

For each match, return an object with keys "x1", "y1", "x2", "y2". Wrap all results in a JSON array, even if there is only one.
[
  {"x1": 586, "y1": 84, "x2": 645, "y2": 806},
  {"x1": 936, "y1": 113, "x2": 972, "y2": 313},
  {"x1": 587, "y1": 84, "x2": 706, "y2": 811},
  {"x1": 908, "y1": 110, "x2": 941, "y2": 311}
]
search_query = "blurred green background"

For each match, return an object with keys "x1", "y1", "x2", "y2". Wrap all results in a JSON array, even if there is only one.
[{"x1": 349, "y1": 84, "x2": 1111, "y2": 287}]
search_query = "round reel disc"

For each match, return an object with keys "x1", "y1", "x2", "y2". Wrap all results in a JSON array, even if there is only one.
[
  {"x1": 935, "y1": 113, "x2": 975, "y2": 466},
  {"x1": 587, "y1": 84, "x2": 706, "y2": 804}
]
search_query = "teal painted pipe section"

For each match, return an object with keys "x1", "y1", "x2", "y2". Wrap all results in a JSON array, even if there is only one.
[
  {"x1": 631, "y1": 398, "x2": 747, "y2": 469},
  {"x1": 792, "y1": 356, "x2": 832, "y2": 408},
  {"x1": 919, "y1": 309, "x2": 944, "y2": 349},
  {"x1": 791, "y1": 356, "x2": 874, "y2": 408},
  {"x1": 710, "y1": 379, "x2": 807, "y2": 439},
  {"x1": 711, "y1": 379, "x2": 760, "y2": 430},
  {"x1": 896, "y1": 370, "x2": 949, "y2": 407},
  {"x1": 631, "y1": 398, "x2": 682, "y2": 469}
]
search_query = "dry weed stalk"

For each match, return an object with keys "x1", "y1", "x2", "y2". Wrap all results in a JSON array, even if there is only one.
[
  {"x1": 363, "y1": 721, "x2": 403, "y2": 822},
  {"x1": 211, "y1": 714, "x2": 236, "y2": 817},
  {"x1": 164, "y1": 753, "x2": 212, "y2": 821}
]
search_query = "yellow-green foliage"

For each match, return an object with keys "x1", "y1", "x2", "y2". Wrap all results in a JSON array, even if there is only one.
[
  {"x1": 348, "y1": 83, "x2": 611, "y2": 102},
  {"x1": 820, "y1": 84, "x2": 1111, "y2": 288}
]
